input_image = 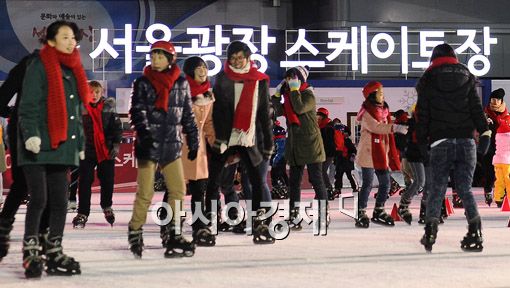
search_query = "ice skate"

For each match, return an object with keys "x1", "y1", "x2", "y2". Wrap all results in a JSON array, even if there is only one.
[
  {"x1": 0, "y1": 217, "x2": 14, "y2": 261},
  {"x1": 398, "y1": 198, "x2": 413, "y2": 225},
  {"x1": 420, "y1": 221, "x2": 438, "y2": 252},
  {"x1": 355, "y1": 208, "x2": 370, "y2": 228},
  {"x1": 484, "y1": 191, "x2": 493, "y2": 207},
  {"x1": 128, "y1": 227, "x2": 144, "y2": 259},
  {"x1": 460, "y1": 218, "x2": 483, "y2": 252},
  {"x1": 44, "y1": 236, "x2": 81, "y2": 276},
  {"x1": 164, "y1": 223, "x2": 195, "y2": 258},
  {"x1": 192, "y1": 226, "x2": 216, "y2": 247},
  {"x1": 103, "y1": 207, "x2": 115, "y2": 226},
  {"x1": 252, "y1": 209, "x2": 275, "y2": 244},
  {"x1": 287, "y1": 207, "x2": 302, "y2": 231},
  {"x1": 22, "y1": 237, "x2": 43, "y2": 279},
  {"x1": 72, "y1": 214, "x2": 88, "y2": 229},
  {"x1": 371, "y1": 203, "x2": 395, "y2": 226}
]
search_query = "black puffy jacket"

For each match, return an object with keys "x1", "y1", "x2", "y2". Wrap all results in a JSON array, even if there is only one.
[
  {"x1": 416, "y1": 63, "x2": 488, "y2": 145},
  {"x1": 129, "y1": 76, "x2": 199, "y2": 166}
]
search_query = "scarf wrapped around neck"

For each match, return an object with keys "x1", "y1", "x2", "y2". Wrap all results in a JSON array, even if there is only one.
[
  {"x1": 224, "y1": 60, "x2": 269, "y2": 133},
  {"x1": 185, "y1": 75, "x2": 210, "y2": 98},
  {"x1": 39, "y1": 44, "x2": 89, "y2": 149},
  {"x1": 358, "y1": 100, "x2": 401, "y2": 171},
  {"x1": 283, "y1": 82, "x2": 309, "y2": 126},
  {"x1": 85, "y1": 99, "x2": 110, "y2": 163},
  {"x1": 426, "y1": 56, "x2": 459, "y2": 71},
  {"x1": 143, "y1": 64, "x2": 181, "y2": 112}
]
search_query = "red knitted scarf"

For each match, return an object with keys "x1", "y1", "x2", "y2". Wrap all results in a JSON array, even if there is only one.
[
  {"x1": 39, "y1": 44, "x2": 89, "y2": 149},
  {"x1": 426, "y1": 56, "x2": 459, "y2": 71},
  {"x1": 185, "y1": 75, "x2": 210, "y2": 98},
  {"x1": 85, "y1": 100, "x2": 109, "y2": 163},
  {"x1": 224, "y1": 60, "x2": 269, "y2": 132},
  {"x1": 143, "y1": 64, "x2": 181, "y2": 112},
  {"x1": 283, "y1": 82, "x2": 309, "y2": 126},
  {"x1": 361, "y1": 100, "x2": 401, "y2": 171}
]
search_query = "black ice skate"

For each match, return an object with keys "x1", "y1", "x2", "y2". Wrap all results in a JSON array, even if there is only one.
[
  {"x1": 128, "y1": 227, "x2": 144, "y2": 258},
  {"x1": 355, "y1": 208, "x2": 370, "y2": 228},
  {"x1": 327, "y1": 187, "x2": 335, "y2": 201},
  {"x1": 287, "y1": 207, "x2": 302, "y2": 231},
  {"x1": 192, "y1": 226, "x2": 216, "y2": 247},
  {"x1": 398, "y1": 198, "x2": 413, "y2": 225},
  {"x1": 389, "y1": 177, "x2": 403, "y2": 196},
  {"x1": 0, "y1": 217, "x2": 14, "y2": 261},
  {"x1": 232, "y1": 220, "x2": 247, "y2": 234},
  {"x1": 72, "y1": 214, "x2": 88, "y2": 229},
  {"x1": 460, "y1": 218, "x2": 483, "y2": 252},
  {"x1": 45, "y1": 236, "x2": 81, "y2": 276},
  {"x1": 103, "y1": 207, "x2": 115, "y2": 226},
  {"x1": 22, "y1": 237, "x2": 43, "y2": 279},
  {"x1": 420, "y1": 221, "x2": 438, "y2": 252},
  {"x1": 371, "y1": 203, "x2": 395, "y2": 226},
  {"x1": 164, "y1": 223, "x2": 195, "y2": 258},
  {"x1": 418, "y1": 201, "x2": 426, "y2": 225},
  {"x1": 252, "y1": 209, "x2": 275, "y2": 244},
  {"x1": 452, "y1": 191, "x2": 463, "y2": 208},
  {"x1": 484, "y1": 191, "x2": 493, "y2": 207}
]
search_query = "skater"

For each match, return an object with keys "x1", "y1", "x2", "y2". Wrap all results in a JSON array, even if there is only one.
[
  {"x1": 317, "y1": 107, "x2": 336, "y2": 199},
  {"x1": 485, "y1": 88, "x2": 508, "y2": 208},
  {"x1": 416, "y1": 43, "x2": 491, "y2": 252},
  {"x1": 354, "y1": 81, "x2": 407, "y2": 228},
  {"x1": 271, "y1": 66, "x2": 329, "y2": 231},
  {"x1": 393, "y1": 109, "x2": 412, "y2": 195},
  {"x1": 128, "y1": 40, "x2": 199, "y2": 258},
  {"x1": 18, "y1": 20, "x2": 86, "y2": 277},
  {"x1": 180, "y1": 56, "x2": 216, "y2": 246},
  {"x1": 397, "y1": 107, "x2": 426, "y2": 224},
  {"x1": 205, "y1": 41, "x2": 274, "y2": 244},
  {"x1": 71, "y1": 80, "x2": 122, "y2": 228},
  {"x1": 333, "y1": 126, "x2": 358, "y2": 196},
  {"x1": 270, "y1": 120, "x2": 289, "y2": 199}
]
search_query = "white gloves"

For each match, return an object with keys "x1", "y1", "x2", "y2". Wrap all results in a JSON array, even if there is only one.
[
  {"x1": 25, "y1": 137, "x2": 41, "y2": 154},
  {"x1": 79, "y1": 151, "x2": 85, "y2": 160},
  {"x1": 393, "y1": 124, "x2": 408, "y2": 134}
]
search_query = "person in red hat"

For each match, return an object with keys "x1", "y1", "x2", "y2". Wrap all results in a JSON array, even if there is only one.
[
  {"x1": 128, "y1": 40, "x2": 199, "y2": 258},
  {"x1": 316, "y1": 107, "x2": 336, "y2": 199},
  {"x1": 354, "y1": 81, "x2": 408, "y2": 228}
]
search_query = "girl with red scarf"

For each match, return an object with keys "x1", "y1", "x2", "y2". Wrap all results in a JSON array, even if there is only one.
[
  {"x1": 354, "y1": 81, "x2": 407, "y2": 228},
  {"x1": 18, "y1": 20, "x2": 86, "y2": 278}
]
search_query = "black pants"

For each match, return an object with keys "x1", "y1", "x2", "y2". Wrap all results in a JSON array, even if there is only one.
[
  {"x1": 271, "y1": 160, "x2": 288, "y2": 187},
  {"x1": 68, "y1": 166, "x2": 79, "y2": 201},
  {"x1": 334, "y1": 160, "x2": 357, "y2": 190},
  {"x1": 482, "y1": 152, "x2": 495, "y2": 193},
  {"x1": 23, "y1": 165, "x2": 69, "y2": 239},
  {"x1": 321, "y1": 157, "x2": 334, "y2": 190},
  {"x1": 206, "y1": 147, "x2": 263, "y2": 213},
  {"x1": 77, "y1": 158, "x2": 115, "y2": 216},
  {"x1": 289, "y1": 162, "x2": 327, "y2": 210}
]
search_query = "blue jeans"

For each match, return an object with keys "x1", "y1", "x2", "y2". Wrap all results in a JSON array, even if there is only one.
[
  {"x1": 426, "y1": 138, "x2": 479, "y2": 223},
  {"x1": 401, "y1": 162, "x2": 425, "y2": 202},
  {"x1": 359, "y1": 168, "x2": 390, "y2": 209},
  {"x1": 242, "y1": 159, "x2": 272, "y2": 202}
]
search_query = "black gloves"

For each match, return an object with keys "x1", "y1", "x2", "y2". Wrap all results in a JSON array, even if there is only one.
[
  {"x1": 477, "y1": 130, "x2": 492, "y2": 156},
  {"x1": 188, "y1": 149, "x2": 198, "y2": 161}
]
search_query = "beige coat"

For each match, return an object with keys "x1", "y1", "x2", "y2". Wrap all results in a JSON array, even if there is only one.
[
  {"x1": 182, "y1": 93, "x2": 215, "y2": 180},
  {"x1": 355, "y1": 110, "x2": 393, "y2": 169}
]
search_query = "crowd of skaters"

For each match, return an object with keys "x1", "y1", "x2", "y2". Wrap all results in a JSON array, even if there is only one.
[{"x1": 0, "y1": 20, "x2": 505, "y2": 278}]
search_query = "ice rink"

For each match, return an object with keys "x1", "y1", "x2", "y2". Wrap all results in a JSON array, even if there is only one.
[{"x1": 0, "y1": 188, "x2": 509, "y2": 288}]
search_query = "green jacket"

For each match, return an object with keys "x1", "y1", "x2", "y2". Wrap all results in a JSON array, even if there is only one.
[
  {"x1": 17, "y1": 57, "x2": 84, "y2": 166},
  {"x1": 271, "y1": 87, "x2": 325, "y2": 166}
]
